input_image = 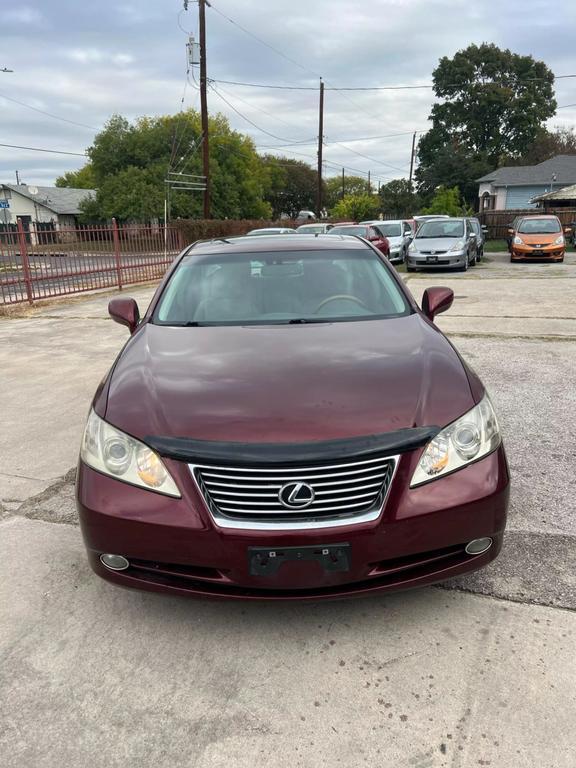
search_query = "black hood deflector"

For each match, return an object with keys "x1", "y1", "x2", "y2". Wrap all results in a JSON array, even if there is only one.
[{"x1": 145, "y1": 427, "x2": 439, "y2": 467}]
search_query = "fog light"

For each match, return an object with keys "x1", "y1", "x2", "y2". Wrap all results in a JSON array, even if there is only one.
[
  {"x1": 465, "y1": 538, "x2": 493, "y2": 555},
  {"x1": 100, "y1": 553, "x2": 130, "y2": 571}
]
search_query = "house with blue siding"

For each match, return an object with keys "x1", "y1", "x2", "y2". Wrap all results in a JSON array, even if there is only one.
[{"x1": 477, "y1": 155, "x2": 576, "y2": 211}]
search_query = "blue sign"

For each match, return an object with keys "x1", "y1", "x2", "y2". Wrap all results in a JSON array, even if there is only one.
[{"x1": 0, "y1": 200, "x2": 9, "y2": 209}]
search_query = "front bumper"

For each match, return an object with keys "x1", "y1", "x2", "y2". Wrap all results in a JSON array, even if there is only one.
[
  {"x1": 76, "y1": 446, "x2": 509, "y2": 600},
  {"x1": 511, "y1": 245, "x2": 564, "y2": 261},
  {"x1": 388, "y1": 249, "x2": 404, "y2": 264},
  {"x1": 406, "y1": 251, "x2": 466, "y2": 269}
]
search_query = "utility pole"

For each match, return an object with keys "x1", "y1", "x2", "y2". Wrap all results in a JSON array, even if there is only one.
[
  {"x1": 199, "y1": 0, "x2": 211, "y2": 219},
  {"x1": 341, "y1": 167, "x2": 345, "y2": 199},
  {"x1": 15, "y1": 170, "x2": 20, "y2": 185},
  {"x1": 367, "y1": 170, "x2": 371, "y2": 194},
  {"x1": 316, "y1": 78, "x2": 325, "y2": 218},
  {"x1": 408, "y1": 131, "x2": 417, "y2": 189}
]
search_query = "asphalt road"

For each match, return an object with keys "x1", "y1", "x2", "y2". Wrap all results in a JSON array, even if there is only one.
[{"x1": 1, "y1": 252, "x2": 575, "y2": 767}]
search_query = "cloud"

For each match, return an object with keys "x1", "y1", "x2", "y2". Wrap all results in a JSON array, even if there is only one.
[
  {"x1": 0, "y1": 0, "x2": 575, "y2": 186},
  {"x1": 4, "y1": 7, "x2": 43, "y2": 25}
]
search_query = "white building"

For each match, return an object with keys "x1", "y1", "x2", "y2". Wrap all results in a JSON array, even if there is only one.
[{"x1": 0, "y1": 183, "x2": 95, "y2": 229}]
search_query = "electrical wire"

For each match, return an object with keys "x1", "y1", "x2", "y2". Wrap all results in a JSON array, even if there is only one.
[
  {"x1": 209, "y1": 83, "x2": 315, "y2": 144},
  {"x1": 208, "y1": 74, "x2": 576, "y2": 92},
  {"x1": 0, "y1": 92, "x2": 97, "y2": 130},
  {"x1": 323, "y1": 139, "x2": 411, "y2": 174},
  {"x1": 0, "y1": 142, "x2": 86, "y2": 156}
]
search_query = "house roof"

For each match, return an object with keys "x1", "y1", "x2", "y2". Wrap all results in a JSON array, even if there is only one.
[
  {"x1": 1, "y1": 184, "x2": 95, "y2": 214},
  {"x1": 531, "y1": 183, "x2": 576, "y2": 203},
  {"x1": 477, "y1": 155, "x2": 576, "y2": 187}
]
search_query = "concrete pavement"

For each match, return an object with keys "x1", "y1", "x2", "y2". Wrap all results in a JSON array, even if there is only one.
[{"x1": 1, "y1": 252, "x2": 575, "y2": 766}]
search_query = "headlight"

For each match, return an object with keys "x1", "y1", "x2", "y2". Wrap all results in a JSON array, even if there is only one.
[
  {"x1": 554, "y1": 235, "x2": 564, "y2": 245},
  {"x1": 449, "y1": 240, "x2": 464, "y2": 252},
  {"x1": 408, "y1": 242, "x2": 418, "y2": 252},
  {"x1": 513, "y1": 236, "x2": 523, "y2": 245},
  {"x1": 80, "y1": 410, "x2": 181, "y2": 497},
  {"x1": 410, "y1": 395, "x2": 501, "y2": 487}
]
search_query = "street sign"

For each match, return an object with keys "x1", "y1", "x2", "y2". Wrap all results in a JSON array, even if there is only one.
[{"x1": 0, "y1": 200, "x2": 10, "y2": 209}]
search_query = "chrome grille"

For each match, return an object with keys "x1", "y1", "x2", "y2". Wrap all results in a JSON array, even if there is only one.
[{"x1": 191, "y1": 455, "x2": 398, "y2": 529}]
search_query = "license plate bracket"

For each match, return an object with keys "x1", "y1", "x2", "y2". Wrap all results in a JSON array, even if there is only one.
[{"x1": 248, "y1": 543, "x2": 351, "y2": 577}]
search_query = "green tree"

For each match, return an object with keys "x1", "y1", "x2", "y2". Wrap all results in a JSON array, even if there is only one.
[
  {"x1": 420, "y1": 186, "x2": 472, "y2": 217},
  {"x1": 416, "y1": 44, "x2": 556, "y2": 202},
  {"x1": 331, "y1": 194, "x2": 380, "y2": 222},
  {"x1": 511, "y1": 127, "x2": 576, "y2": 165},
  {"x1": 325, "y1": 175, "x2": 369, "y2": 209},
  {"x1": 61, "y1": 111, "x2": 271, "y2": 221},
  {"x1": 261, "y1": 156, "x2": 320, "y2": 218},
  {"x1": 55, "y1": 164, "x2": 96, "y2": 189},
  {"x1": 379, "y1": 179, "x2": 420, "y2": 217}
]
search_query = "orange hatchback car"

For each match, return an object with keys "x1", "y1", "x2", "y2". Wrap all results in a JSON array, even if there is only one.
[{"x1": 509, "y1": 215, "x2": 567, "y2": 262}]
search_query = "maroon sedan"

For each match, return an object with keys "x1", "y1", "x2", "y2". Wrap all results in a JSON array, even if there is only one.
[
  {"x1": 327, "y1": 224, "x2": 390, "y2": 258},
  {"x1": 77, "y1": 234, "x2": 509, "y2": 600}
]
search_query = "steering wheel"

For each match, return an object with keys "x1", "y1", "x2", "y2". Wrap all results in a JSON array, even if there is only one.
[{"x1": 314, "y1": 294, "x2": 370, "y2": 313}]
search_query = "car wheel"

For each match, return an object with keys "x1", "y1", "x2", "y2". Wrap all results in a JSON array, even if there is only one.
[
  {"x1": 459, "y1": 255, "x2": 469, "y2": 272},
  {"x1": 469, "y1": 251, "x2": 477, "y2": 267}
]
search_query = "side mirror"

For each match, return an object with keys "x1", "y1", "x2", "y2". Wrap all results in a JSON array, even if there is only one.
[
  {"x1": 469, "y1": 232, "x2": 477, "y2": 239},
  {"x1": 481, "y1": 225, "x2": 488, "y2": 233},
  {"x1": 507, "y1": 228, "x2": 514, "y2": 235},
  {"x1": 109, "y1": 298, "x2": 140, "y2": 334},
  {"x1": 564, "y1": 227, "x2": 572, "y2": 235},
  {"x1": 422, "y1": 287, "x2": 454, "y2": 321}
]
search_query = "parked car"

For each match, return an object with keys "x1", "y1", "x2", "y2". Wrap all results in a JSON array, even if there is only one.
[
  {"x1": 413, "y1": 215, "x2": 450, "y2": 232},
  {"x1": 467, "y1": 217, "x2": 488, "y2": 260},
  {"x1": 246, "y1": 227, "x2": 297, "y2": 236},
  {"x1": 296, "y1": 223, "x2": 334, "y2": 234},
  {"x1": 509, "y1": 215, "x2": 566, "y2": 263},
  {"x1": 360, "y1": 219, "x2": 414, "y2": 264},
  {"x1": 506, "y1": 216, "x2": 525, "y2": 253},
  {"x1": 406, "y1": 217, "x2": 478, "y2": 271},
  {"x1": 328, "y1": 223, "x2": 390, "y2": 258},
  {"x1": 77, "y1": 234, "x2": 509, "y2": 600},
  {"x1": 296, "y1": 210, "x2": 317, "y2": 224}
]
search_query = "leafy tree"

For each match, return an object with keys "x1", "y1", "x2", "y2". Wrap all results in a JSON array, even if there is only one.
[
  {"x1": 55, "y1": 164, "x2": 96, "y2": 189},
  {"x1": 420, "y1": 186, "x2": 472, "y2": 217},
  {"x1": 379, "y1": 179, "x2": 420, "y2": 217},
  {"x1": 325, "y1": 175, "x2": 369, "y2": 209},
  {"x1": 331, "y1": 194, "x2": 380, "y2": 222},
  {"x1": 511, "y1": 127, "x2": 576, "y2": 165},
  {"x1": 416, "y1": 44, "x2": 556, "y2": 202},
  {"x1": 261, "y1": 156, "x2": 320, "y2": 218},
  {"x1": 60, "y1": 111, "x2": 271, "y2": 221},
  {"x1": 416, "y1": 142, "x2": 492, "y2": 206}
]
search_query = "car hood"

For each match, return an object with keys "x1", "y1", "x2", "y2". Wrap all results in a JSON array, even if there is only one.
[
  {"x1": 102, "y1": 316, "x2": 476, "y2": 444},
  {"x1": 413, "y1": 237, "x2": 461, "y2": 252},
  {"x1": 518, "y1": 232, "x2": 559, "y2": 244}
]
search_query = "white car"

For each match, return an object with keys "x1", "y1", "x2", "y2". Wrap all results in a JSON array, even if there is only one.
[
  {"x1": 296, "y1": 223, "x2": 334, "y2": 234},
  {"x1": 246, "y1": 228, "x2": 297, "y2": 236}
]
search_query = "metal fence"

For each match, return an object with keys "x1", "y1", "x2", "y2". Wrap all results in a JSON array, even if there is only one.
[{"x1": 0, "y1": 219, "x2": 183, "y2": 305}]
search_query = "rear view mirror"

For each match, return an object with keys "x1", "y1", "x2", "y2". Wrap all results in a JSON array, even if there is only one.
[
  {"x1": 422, "y1": 287, "x2": 454, "y2": 321},
  {"x1": 109, "y1": 298, "x2": 140, "y2": 334}
]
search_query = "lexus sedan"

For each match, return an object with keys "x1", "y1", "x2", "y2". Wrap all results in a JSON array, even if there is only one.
[{"x1": 77, "y1": 234, "x2": 509, "y2": 600}]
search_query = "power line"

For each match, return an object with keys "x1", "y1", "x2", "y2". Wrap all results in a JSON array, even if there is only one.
[
  {"x1": 209, "y1": 73, "x2": 576, "y2": 92},
  {"x1": 0, "y1": 92, "x2": 97, "y2": 130},
  {"x1": 209, "y1": 83, "x2": 313, "y2": 144},
  {"x1": 256, "y1": 130, "x2": 426, "y2": 149},
  {"x1": 0, "y1": 142, "x2": 86, "y2": 156},
  {"x1": 323, "y1": 139, "x2": 411, "y2": 174}
]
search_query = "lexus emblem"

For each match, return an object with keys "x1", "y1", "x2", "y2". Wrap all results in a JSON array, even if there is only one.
[{"x1": 278, "y1": 482, "x2": 315, "y2": 509}]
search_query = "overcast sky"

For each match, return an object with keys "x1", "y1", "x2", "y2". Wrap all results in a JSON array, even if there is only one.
[{"x1": 1, "y1": 0, "x2": 576, "y2": 187}]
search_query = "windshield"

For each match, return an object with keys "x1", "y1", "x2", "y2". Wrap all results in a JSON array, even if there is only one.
[
  {"x1": 153, "y1": 249, "x2": 411, "y2": 326},
  {"x1": 517, "y1": 218, "x2": 561, "y2": 234},
  {"x1": 328, "y1": 226, "x2": 367, "y2": 236},
  {"x1": 375, "y1": 222, "x2": 402, "y2": 237},
  {"x1": 416, "y1": 220, "x2": 464, "y2": 239}
]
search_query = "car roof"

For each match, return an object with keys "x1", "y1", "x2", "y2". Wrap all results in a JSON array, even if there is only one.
[{"x1": 189, "y1": 233, "x2": 370, "y2": 255}]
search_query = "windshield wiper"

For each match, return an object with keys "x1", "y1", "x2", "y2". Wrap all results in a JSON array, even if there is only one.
[{"x1": 287, "y1": 318, "x2": 327, "y2": 324}]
